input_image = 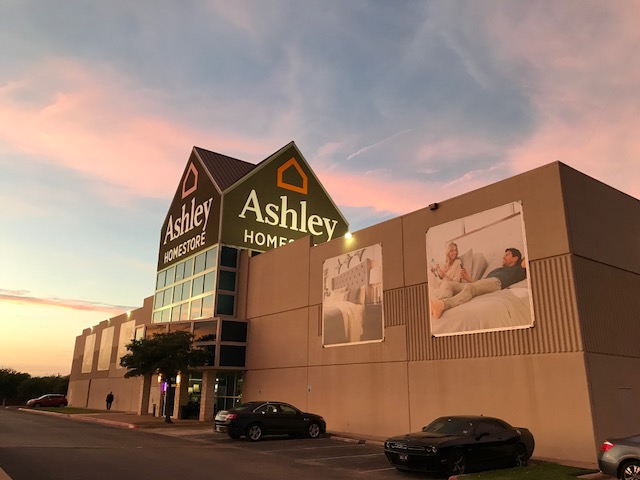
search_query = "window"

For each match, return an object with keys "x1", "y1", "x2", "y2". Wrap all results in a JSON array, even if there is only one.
[
  {"x1": 220, "y1": 246, "x2": 238, "y2": 267},
  {"x1": 219, "y1": 271, "x2": 236, "y2": 291},
  {"x1": 193, "y1": 320, "x2": 217, "y2": 342},
  {"x1": 165, "y1": 266, "x2": 176, "y2": 285},
  {"x1": 203, "y1": 272, "x2": 215, "y2": 292},
  {"x1": 279, "y1": 404, "x2": 298, "y2": 414},
  {"x1": 201, "y1": 295, "x2": 214, "y2": 318},
  {"x1": 153, "y1": 245, "x2": 220, "y2": 323},
  {"x1": 175, "y1": 262, "x2": 185, "y2": 282},
  {"x1": 146, "y1": 325, "x2": 167, "y2": 337},
  {"x1": 156, "y1": 270, "x2": 166, "y2": 289},
  {"x1": 194, "y1": 252, "x2": 206, "y2": 274},
  {"x1": 183, "y1": 258, "x2": 194, "y2": 278},
  {"x1": 190, "y1": 298, "x2": 202, "y2": 320},
  {"x1": 192, "y1": 275, "x2": 204, "y2": 296},
  {"x1": 219, "y1": 345, "x2": 246, "y2": 367},
  {"x1": 206, "y1": 247, "x2": 218, "y2": 270},
  {"x1": 216, "y1": 294, "x2": 235, "y2": 316},
  {"x1": 221, "y1": 320, "x2": 247, "y2": 342}
]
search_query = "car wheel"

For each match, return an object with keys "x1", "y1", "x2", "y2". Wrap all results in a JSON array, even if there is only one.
[
  {"x1": 621, "y1": 460, "x2": 640, "y2": 480},
  {"x1": 513, "y1": 443, "x2": 528, "y2": 467},
  {"x1": 34, "y1": 403, "x2": 41, "y2": 408},
  {"x1": 448, "y1": 449, "x2": 467, "y2": 476},
  {"x1": 247, "y1": 423, "x2": 263, "y2": 442},
  {"x1": 306, "y1": 422, "x2": 321, "y2": 439}
]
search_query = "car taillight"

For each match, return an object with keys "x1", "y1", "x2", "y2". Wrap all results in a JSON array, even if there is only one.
[
  {"x1": 226, "y1": 413, "x2": 237, "y2": 421},
  {"x1": 600, "y1": 441, "x2": 614, "y2": 452}
]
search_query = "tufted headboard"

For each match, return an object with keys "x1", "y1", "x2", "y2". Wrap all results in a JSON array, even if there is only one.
[{"x1": 331, "y1": 258, "x2": 370, "y2": 292}]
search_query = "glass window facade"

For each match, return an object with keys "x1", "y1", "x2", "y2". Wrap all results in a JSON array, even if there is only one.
[
  {"x1": 153, "y1": 245, "x2": 241, "y2": 323},
  {"x1": 153, "y1": 246, "x2": 218, "y2": 323}
]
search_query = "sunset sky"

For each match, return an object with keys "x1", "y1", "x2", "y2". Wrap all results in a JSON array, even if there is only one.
[{"x1": 1, "y1": 1, "x2": 639, "y2": 376}]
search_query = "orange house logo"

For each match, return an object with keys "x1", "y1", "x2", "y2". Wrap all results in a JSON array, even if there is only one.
[
  {"x1": 181, "y1": 162, "x2": 198, "y2": 199},
  {"x1": 277, "y1": 158, "x2": 308, "y2": 195}
]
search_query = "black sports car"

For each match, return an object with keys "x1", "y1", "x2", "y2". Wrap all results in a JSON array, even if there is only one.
[
  {"x1": 213, "y1": 401, "x2": 326, "y2": 441},
  {"x1": 384, "y1": 415, "x2": 535, "y2": 476}
]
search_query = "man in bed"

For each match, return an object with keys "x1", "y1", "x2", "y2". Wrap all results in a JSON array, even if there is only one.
[{"x1": 430, "y1": 248, "x2": 526, "y2": 319}]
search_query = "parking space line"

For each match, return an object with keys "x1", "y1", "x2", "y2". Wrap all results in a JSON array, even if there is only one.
[
  {"x1": 358, "y1": 467, "x2": 396, "y2": 473},
  {"x1": 264, "y1": 444, "x2": 369, "y2": 453},
  {"x1": 308, "y1": 453, "x2": 382, "y2": 461}
]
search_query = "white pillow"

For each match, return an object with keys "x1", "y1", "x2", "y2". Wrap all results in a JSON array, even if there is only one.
[
  {"x1": 508, "y1": 278, "x2": 529, "y2": 289},
  {"x1": 459, "y1": 249, "x2": 474, "y2": 276},
  {"x1": 471, "y1": 253, "x2": 488, "y2": 281}
]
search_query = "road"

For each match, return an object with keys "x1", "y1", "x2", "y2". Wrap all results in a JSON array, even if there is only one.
[{"x1": 0, "y1": 409, "x2": 426, "y2": 480}]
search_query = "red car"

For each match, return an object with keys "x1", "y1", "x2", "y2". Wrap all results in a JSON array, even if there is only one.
[{"x1": 26, "y1": 394, "x2": 68, "y2": 408}]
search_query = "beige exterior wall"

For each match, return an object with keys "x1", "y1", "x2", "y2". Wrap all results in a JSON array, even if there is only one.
[
  {"x1": 240, "y1": 162, "x2": 621, "y2": 464},
  {"x1": 407, "y1": 354, "x2": 594, "y2": 463},
  {"x1": 68, "y1": 296, "x2": 153, "y2": 412},
  {"x1": 560, "y1": 165, "x2": 640, "y2": 453}
]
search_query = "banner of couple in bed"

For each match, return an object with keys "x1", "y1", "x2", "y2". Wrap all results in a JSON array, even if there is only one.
[
  {"x1": 426, "y1": 201, "x2": 535, "y2": 337},
  {"x1": 321, "y1": 202, "x2": 534, "y2": 346}
]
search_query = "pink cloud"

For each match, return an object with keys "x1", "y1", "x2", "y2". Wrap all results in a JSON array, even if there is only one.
[
  {"x1": 0, "y1": 289, "x2": 134, "y2": 314},
  {"x1": 0, "y1": 58, "x2": 273, "y2": 202},
  {"x1": 486, "y1": 3, "x2": 640, "y2": 200}
]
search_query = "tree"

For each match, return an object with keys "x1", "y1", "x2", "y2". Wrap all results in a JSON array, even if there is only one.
[
  {"x1": 119, "y1": 331, "x2": 208, "y2": 423},
  {"x1": 0, "y1": 369, "x2": 31, "y2": 405},
  {"x1": 16, "y1": 375, "x2": 69, "y2": 404}
]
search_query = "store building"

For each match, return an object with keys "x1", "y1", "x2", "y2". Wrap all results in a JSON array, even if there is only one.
[{"x1": 68, "y1": 143, "x2": 640, "y2": 464}]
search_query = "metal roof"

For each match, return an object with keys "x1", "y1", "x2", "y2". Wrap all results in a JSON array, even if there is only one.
[{"x1": 193, "y1": 146, "x2": 257, "y2": 192}]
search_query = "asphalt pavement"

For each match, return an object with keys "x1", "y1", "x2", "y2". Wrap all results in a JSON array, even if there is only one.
[{"x1": 12, "y1": 407, "x2": 614, "y2": 480}]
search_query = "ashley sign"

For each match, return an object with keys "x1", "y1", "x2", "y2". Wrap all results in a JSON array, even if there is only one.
[
  {"x1": 238, "y1": 190, "x2": 338, "y2": 247},
  {"x1": 161, "y1": 196, "x2": 215, "y2": 266}
]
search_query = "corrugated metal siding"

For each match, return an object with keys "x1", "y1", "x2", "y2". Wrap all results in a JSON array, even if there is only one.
[
  {"x1": 403, "y1": 255, "x2": 583, "y2": 360},
  {"x1": 573, "y1": 257, "x2": 640, "y2": 357},
  {"x1": 194, "y1": 147, "x2": 256, "y2": 191}
]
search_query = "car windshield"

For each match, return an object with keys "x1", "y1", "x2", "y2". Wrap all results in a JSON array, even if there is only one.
[{"x1": 423, "y1": 418, "x2": 474, "y2": 435}]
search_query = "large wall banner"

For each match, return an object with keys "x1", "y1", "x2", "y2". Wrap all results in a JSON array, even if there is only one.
[
  {"x1": 322, "y1": 243, "x2": 384, "y2": 346},
  {"x1": 426, "y1": 202, "x2": 534, "y2": 337}
]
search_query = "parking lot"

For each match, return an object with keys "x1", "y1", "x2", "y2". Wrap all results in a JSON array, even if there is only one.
[{"x1": 162, "y1": 430, "x2": 440, "y2": 479}]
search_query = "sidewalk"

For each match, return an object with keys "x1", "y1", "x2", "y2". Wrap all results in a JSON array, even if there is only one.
[{"x1": 17, "y1": 407, "x2": 212, "y2": 431}]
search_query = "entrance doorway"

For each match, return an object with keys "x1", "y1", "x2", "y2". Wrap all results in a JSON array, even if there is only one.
[{"x1": 214, "y1": 371, "x2": 243, "y2": 414}]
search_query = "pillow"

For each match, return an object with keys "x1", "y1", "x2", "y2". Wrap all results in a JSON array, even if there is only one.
[
  {"x1": 459, "y1": 249, "x2": 474, "y2": 279},
  {"x1": 326, "y1": 289, "x2": 348, "y2": 302},
  {"x1": 347, "y1": 288, "x2": 359, "y2": 304},
  {"x1": 508, "y1": 278, "x2": 529, "y2": 289},
  {"x1": 470, "y1": 253, "x2": 488, "y2": 281},
  {"x1": 357, "y1": 286, "x2": 366, "y2": 305}
]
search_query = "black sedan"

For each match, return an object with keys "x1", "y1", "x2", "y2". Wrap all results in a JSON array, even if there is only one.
[
  {"x1": 213, "y1": 401, "x2": 326, "y2": 441},
  {"x1": 598, "y1": 434, "x2": 640, "y2": 479},
  {"x1": 384, "y1": 415, "x2": 535, "y2": 476}
]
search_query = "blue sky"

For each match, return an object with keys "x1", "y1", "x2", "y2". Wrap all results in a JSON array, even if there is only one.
[{"x1": 1, "y1": 1, "x2": 639, "y2": 376}]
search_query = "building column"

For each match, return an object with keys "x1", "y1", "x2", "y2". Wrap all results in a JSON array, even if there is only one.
[
  {"x1": 173, "y1": 376, "x2": 190, "y2": 419},
  {"x1": 199, "y1": 370, "x2": 216, "y2": 422},
  {"x1": 137, "y1": 374, "x2": 151, "y2": 416}
]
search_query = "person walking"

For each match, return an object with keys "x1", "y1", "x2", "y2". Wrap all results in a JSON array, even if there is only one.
[{"x1": 106, "y1": 392, "x2": 114, "y2": 410}]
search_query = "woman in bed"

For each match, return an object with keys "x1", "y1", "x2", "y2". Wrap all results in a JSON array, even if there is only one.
[{"x1": 431, "y1": 242, "x2": 466, "y2": 299}]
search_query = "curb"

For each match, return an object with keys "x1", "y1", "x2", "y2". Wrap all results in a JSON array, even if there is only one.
[{"x1": 17, "y1": 408, "x2": 139, "y2": 429}]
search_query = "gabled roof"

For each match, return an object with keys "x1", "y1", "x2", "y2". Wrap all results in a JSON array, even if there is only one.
[{"x1": 193, "y1": 146, "x2": 256, "y2": 192}]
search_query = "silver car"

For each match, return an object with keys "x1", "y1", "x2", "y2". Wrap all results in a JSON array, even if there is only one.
[{"x1": 598, "y1": 434, "x2": 640, "y2": 479}]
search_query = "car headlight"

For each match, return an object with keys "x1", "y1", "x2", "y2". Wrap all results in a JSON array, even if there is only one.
[{"x1": 426, "y1": 445, "x2": 437, "y2": 454}]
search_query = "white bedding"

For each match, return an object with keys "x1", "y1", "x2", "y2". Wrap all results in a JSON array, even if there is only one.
[
  {"x1": 431, "y1": 287, "x2": 532, "y2": 336},
  {"x1": 324, "y1": 300, "x2": 365, "y2": 342}
]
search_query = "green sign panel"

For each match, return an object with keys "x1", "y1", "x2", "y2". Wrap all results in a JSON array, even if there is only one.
[{"x1": 221, "y1": 143, "x2": 348, "y2": 251}]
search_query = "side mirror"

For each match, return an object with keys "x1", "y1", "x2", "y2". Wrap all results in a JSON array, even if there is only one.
[{"x1": 475, "y1": 429, "x2": 490, "y2": 440}]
